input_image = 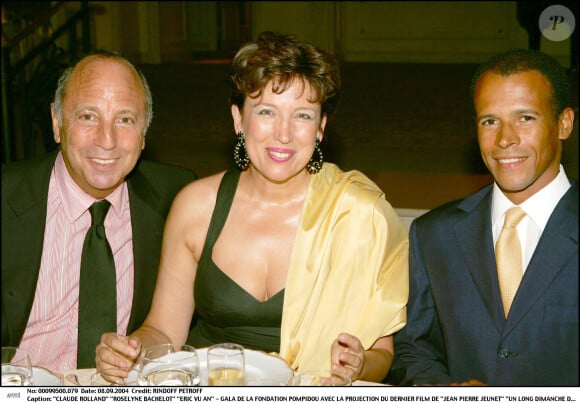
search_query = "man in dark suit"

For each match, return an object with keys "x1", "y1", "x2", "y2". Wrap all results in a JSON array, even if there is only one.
[
  {"x1": 1, "y1": 50, "x2": 196, "y2": 372},
  {"x1": 388, "y1": 49, "x2": 577, "y2": 386}
]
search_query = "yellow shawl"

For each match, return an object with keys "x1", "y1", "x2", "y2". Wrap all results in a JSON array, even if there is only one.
[{"x1": 279, "y1": 163, "x2": 409, "y2": 371}]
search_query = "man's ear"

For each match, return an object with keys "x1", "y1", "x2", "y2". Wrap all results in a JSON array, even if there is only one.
[
  {"x1": 558, "y1": 107, "x2": 574, "y2": 141},
  {"x1": 51, "y1": 103, "x2": 62, "y2": 143}
]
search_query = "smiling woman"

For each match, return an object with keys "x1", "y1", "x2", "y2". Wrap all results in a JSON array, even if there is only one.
[
  {"x1": 231, "y1": 79, "x2": 326, "y2": 183},
  {"x1": 96, "y1": 31, "x2": 409, "y2": 385}
]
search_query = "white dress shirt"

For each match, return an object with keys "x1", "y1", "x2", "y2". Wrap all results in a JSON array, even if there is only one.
[{"x1": 491, "y1": 165, "x2": 571, "y2": 273}]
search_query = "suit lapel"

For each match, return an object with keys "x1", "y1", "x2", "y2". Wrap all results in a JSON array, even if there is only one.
[
  {"x1": 3, "y1": 207, "x2": 48, "y2": 343},
  {"x1": 454, "y1": 188, "x2": 506, "y2": 332},
  {"x1": 2, "y1": 152, "x2": 57, "y2": 344},
  {"x1": 126, "y1": 168, "x2": 167, "y2": 332},
  {"x1": 505, "y1": 184, "x2": 579, "y2": 332},
  {"x1": 5, "y1": 152, "x2": 56, "y2": 217}
]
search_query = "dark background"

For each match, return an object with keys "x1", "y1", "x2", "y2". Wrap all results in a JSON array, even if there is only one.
[{"x1": 3, "y1": 2, "x2": 578, "y2": 208}]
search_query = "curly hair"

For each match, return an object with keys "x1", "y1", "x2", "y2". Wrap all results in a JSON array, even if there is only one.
[{"x1": 227, "y1": 31, "x2": 341, "y2": 119}]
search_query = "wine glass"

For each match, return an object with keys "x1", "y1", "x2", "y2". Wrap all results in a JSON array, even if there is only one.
[
  {"x1": 1, "y1": 347, "x2": 33, "y2": 386},
  {"x1": 137, "y1": 344, "x2": 200, "y2": 386},
  {"x1": 207, "y1": 343, "x2": 245, "y2": 386}
]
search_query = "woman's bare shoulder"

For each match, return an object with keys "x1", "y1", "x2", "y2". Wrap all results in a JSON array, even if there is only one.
[
  {"x1": 180, "y1": 171, "x2": 226, "y2": 194},
  {"x1": 163, "y1": 171, "x2": 228, "y2": 259},
  {"x1": 171, "y1": 171, "x2": 227, "y2": 214}
]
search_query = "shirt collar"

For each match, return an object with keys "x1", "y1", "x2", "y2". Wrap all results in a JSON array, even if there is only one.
[
  {"x1": 492, "y1": 165, "x2": 571, "y2": 230},
  {"x1": 54, "y1": 151, "x2": 128, "y2": 223}
]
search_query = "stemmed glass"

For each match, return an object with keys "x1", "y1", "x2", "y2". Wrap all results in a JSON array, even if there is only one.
[
  {"x1": 1, "y1": 347, "x2": 33, "y2": 386},
  {"x1": 137, "y1": 344, "x2": 200, "y2": 386}
]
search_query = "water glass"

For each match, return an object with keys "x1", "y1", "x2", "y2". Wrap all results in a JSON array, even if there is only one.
[
  {"x1": 207, "y1": 343, "x2": 245, "y2": 386},
  {"x1": 290, "y1": 370, "x2": 351, "y2": 386},
  {"x1": 1, "y1": 347, "x2": 33, "y2": 386},
  {"x1": 138, "y1": 344, "x2": 200, "y2": 386}
]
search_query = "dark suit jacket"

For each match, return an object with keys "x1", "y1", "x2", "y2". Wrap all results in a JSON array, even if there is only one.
[
  {"x1": 388, "y1": 182, "x2": 578, "y2": 386},
  {"x1": 2, "y1": 151, "x2": 197, "y2": 348}
]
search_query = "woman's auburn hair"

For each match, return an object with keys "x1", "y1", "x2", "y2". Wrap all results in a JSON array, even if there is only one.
[{"x1": 227, "y1": 31, "x2": 341, "y2": 119}]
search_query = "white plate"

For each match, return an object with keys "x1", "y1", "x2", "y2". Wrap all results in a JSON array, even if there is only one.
[
  {"x1": 132, "y1": 348, "x2": 293, "y2": 386},
  {"x1": 32, "y1": 367, "x2": 61, "y2": 386},
  {"x1": 200, "y1": 348, "x2": 292, "y2": 386}
]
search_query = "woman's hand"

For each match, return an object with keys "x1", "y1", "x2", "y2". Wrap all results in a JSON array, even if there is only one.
[
  {"x1": 95, "y1": 332, "x2": 142, "y2": 384},
  {"x1": 331, "y1": 333, "x2": 393, "y2": 383},
  {"x1": 331, "y1": 333, "x2": 365, "y2": 381}
]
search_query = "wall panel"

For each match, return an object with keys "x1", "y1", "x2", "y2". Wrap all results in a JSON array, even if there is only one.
[{"x1": 341, "y1": 1, "x2": 526, "y2": 63}]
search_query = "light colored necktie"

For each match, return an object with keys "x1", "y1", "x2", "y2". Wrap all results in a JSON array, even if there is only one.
[{"x1": 495, "y1": 206, "x2": 527, "y2": 318}]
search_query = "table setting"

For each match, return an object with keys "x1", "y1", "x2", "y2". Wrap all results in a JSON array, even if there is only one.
[{"x1": 3, "y1": 344, "x2": 384, "y2": 386}]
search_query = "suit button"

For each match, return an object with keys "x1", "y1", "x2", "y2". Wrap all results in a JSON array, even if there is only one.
[
  {"x1": 498, "y1": 346, "x2": 517, "y2": 358},
  {"x1": 498, "y1": 347, "x2": 508, "y2": 358}
]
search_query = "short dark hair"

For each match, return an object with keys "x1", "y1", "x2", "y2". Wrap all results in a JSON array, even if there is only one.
[
  {"x1": 227, "y1": 31, "x2": 341, "y2": 119},
  {"x1": 470, "y1": 49, "x2": 570, "y2": 118}
]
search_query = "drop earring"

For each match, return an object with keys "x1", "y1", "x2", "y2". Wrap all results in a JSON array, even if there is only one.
[
  {"x1": 306, "y1": 138, "x2": 323, "y2": 174},
  {"x1": 233, "y1": 131, "x2": 250, "y2": 170}
]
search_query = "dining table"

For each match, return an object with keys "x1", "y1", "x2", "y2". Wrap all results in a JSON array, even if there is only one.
[
  {"x1": 27, "y1": 346, "x2": 379, "y2": 387},
  {"x1": 43, "y1": 347, "x2": 384, "y2": 386}
]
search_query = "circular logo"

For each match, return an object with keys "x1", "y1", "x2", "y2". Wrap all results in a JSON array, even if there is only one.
[{"x1": 539, "y1": 5, "x2": 575, "y2": 42}]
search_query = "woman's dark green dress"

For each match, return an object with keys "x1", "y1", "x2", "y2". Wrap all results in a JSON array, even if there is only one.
[{"x1": 187, "y1": 168, "x2": 283, "y2": 353}]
